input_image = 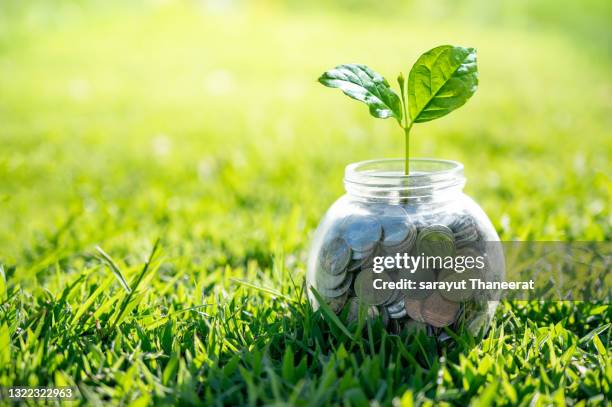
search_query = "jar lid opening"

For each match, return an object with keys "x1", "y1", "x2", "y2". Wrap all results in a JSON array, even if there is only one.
[{"x1": 344, "y1": 158, "x2": 466, "y2": 200}]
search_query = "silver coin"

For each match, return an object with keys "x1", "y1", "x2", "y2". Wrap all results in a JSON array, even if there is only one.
[
  {"x1": 414, "y1": 212, "x2": 444, "y2": 227},
  {"x1": 381, "y1": 219, "x2": 416, "y2": 248},
  {"x1": 351, "y1": 247, "x2": 374, "y2": 260},
  {"x1": 348, "y1": 252, "x2": 377, "y2": 272},
  {"x1": 449, "y1": 215, "x2": 480, "y2": 247},
  {"x1": 382, "y1": 234, "x2": 416, "y2": 255},
  {"x1": 383, "y1": 270, "x2": 403, "y2": 303},
  {"x1": 456, "y1": 231, "x2": 479, "y2": 242},
  {"x1": 353, "y1": 269, "x2": 393, "y2": 305},
  {"x1": 371, "y1": 203, "x2": 410, "y2": 219},
  {"x1": 341, "y1": 215, "x2": 382, "y2": 252},
  {"x1": 387, "y1": 319, "x2": 404, "y2": 334},
  {"x1": 389, "y1": 307, "x2": 408, "y2": 319},
  {"x1": 326, "y1": 291, "x2": 349, "y2": 314},
  {"x1": 416, "y1": 224, "x2": 456, "y2": 258},
  {"x1": 347, "y1": 257, "x2": 367, "y2": 272},
  {"x1": 397, "y1": 267, "x2": 435, "y2": 300},
  {"x1": 346, "y1": 297, "x2": 380, "y2": 325},
  {"x1": 454, "y1": 226, "x2": 478, "y2": 238},
  {"x1": 386, "y1": 299, "x2": 405, "y2": 314},
  {"x1": 455, "y1": 246, "x2": 486, "y2": 267},
  {"x1": 456, "y1": 235, "x2": 479, "y2": 249},
  {"x1": 447, "y1": 214, "x2": 475, "y2": 233},
  {"x1": 319, "y1": 237, "x2": 351, "y2": 276},
  {"x1": 315, "y1": 269, "x2": 347, "y2": 289},
  {"x1": 381, "y1": 218, "x2": 412, "y2": 246},
  {"x1": 437, "y1": 269, "x2": 480, "y2": 303},
  {"x1": 379, "y1": 306, "x2": 390, "y2": 327},
  {"x1": 383, "y1": 286, "x2": 403, "y2": 306},
  {"x1": 317, "y1": 273, "x2": 353, "y2": 298},
  {"x1": 455, "y1": 226, "x2": 479, "y2": 239}
]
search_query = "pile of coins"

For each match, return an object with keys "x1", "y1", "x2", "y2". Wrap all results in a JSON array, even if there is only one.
[{"x1": 312, "y1": 204, "x2": 492, "y2": 335}]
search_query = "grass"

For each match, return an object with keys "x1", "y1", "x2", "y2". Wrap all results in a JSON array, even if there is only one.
[{"x1": 0, "y1": 0, "x2": 611, "y2": 405}]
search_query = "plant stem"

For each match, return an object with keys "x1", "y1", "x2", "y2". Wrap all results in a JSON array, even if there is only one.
[
  {"x1": 403, "y1": 123, "x2": 412, "y2": 175},
  {"x1": 397, "y1": 73, "x2": 411, "y2": 176}
]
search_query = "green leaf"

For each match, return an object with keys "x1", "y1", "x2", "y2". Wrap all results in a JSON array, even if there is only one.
[
  {"x1": 281, "y1": 346, "x2": 294, "y2": 383},
  {"x1": 408, "y1": 45, "x2": 478, "y2": 123},
  {"x1": 0, "y1": 264, "x2": 6, "y2": 303},
  {"x1": 310, "y1": 287, "x2": 355, "y2": 341},
  {"x1": 593, "y1": 334, "x2": 606, "y2": 357},
  {"x1": 343, "y1": 388, "x2": 370, "y2": 407},
  {"x1": 162, "y1": 352, "x2": 179, "y2": 385},
  {"x1": 96, "y1": 246, "x2": 131, "y2": 294},
  {"x1": 319, "y1": 64, "x2": 403, "y2": 122},
  {"x1": 0, "y1": 323, "x2": 9, "y2": 366}
]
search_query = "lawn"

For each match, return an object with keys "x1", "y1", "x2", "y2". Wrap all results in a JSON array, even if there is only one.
[{"x1": 0, "y1": 0, "x2": 610, "y2": 405}]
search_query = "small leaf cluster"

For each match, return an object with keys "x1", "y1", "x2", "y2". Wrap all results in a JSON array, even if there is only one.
[{"x1": 319, "y1": 44, "x2": 478, "y2": 130}]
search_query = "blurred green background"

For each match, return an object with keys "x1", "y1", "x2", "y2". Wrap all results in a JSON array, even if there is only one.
[
  {"x1": 0, "y1": 0, "x2": 611, "y2": 404},
  {"x1": 1, "y1": 0, "x2": 610, "y2": 269}
]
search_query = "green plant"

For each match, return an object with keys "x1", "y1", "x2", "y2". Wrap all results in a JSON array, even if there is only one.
[{"x1": 319, "y1": 45, "x2": 478, "y2": 175}]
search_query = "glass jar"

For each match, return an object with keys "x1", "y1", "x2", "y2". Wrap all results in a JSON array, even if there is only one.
[{"x1": 307, "y1": 158, "x2": 503, "y2": 339}]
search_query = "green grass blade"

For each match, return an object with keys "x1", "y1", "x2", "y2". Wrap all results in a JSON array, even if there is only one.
[
  {"x1": 96, "y1": 246, "x2": 131, "y2": 294},
  {"x1": 310, "y1": 287, "x2": 355, "y2": 341}
]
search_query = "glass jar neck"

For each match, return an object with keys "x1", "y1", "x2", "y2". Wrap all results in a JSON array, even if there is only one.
[{"x1": 343, "y1": 158, "x2": 466, "y2": 203}]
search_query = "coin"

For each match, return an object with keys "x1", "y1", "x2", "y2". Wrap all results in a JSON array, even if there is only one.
[
  {"x1": 341, "y1": 215, "x2": 382, "y2": 252},
  {"x1": 397, "y1": 267, "x2": 435, "y2": 300},
  {"x1": 315, "y1": 269, "x2": 347, "y2": 290},
  {"x1": 421, "y1": 292, "x2": 460, "y2": 327},
  {"x1": 353, "y1": 269, "x2": 393, "y2": 305},
  {"x1": 404, "y1": 298, "x2": 425, "y2": 322},
  {"x1": 374, "y1": 205, "x2": 412, "y2": 244},
  {"x1": 381, "y1": 218, "x2": 413, "y2": 247},
  {"x1": 447, "y1": 213, "x2": 474, "y2": 233},
  {"x1": 383, "y1": 232, "x2": 417, "y2": 256},
  {"x1": 455, "y1": 226, "x2": 478, "y2": 239},
  {"x1": 347, "y1": 256, "x2": 368, "y2": 272},
  {"x1": 379, "y1": 306, "x2": 390, "y2": 327},
  {"x1": 388, "y1": 319, "x2": 404, "y2": 334},
  {"x1": 369, "y1": 203, "x2": 403, "y2": 217},
  {"x1": 438, "y1": 269, "x2": 480, "y2": 302},
  {"x1": 380, "y1": 214, "x2": 418, "y2": 256},
  {"x1": 382, "y1": 281, "x2": 403, "y2": 306},
  {"x1": 416, "y1": 224, "x2": 456, "y2": 258},
  {"x1": 448, "y1": 214, "x2": 480, "y2": 248},
  {"x1": 345, "y1": 297, "x2": 361, "y2": 324},
  {"x1": 326, "y1": 291, "x2": 349, "y2": 314},
  {"x1": 438, "y1": 246, "x2": 488, "y2": 301},
  {"x1": 389, "y1": 307, "x2": 408, "y2": 319},
  {"x1": 386, "y1": 299, "x2": 405, "y2": 314},
  {"x1": 404, "y1": 320, "x2": 427, "y2": 334},
  {"x1": 317, "y1": 273, "x2": 352, "y2": 298},
  {"x1": 351, "y1": 247, "x2": 374, "y2": 260},
  {"x1": 455, "y1": 246, "x2": 483, "y2": 260},
  {"x1": 413, "y1": 212, "x2": 445, "y2": 229},
  {"x1": 319, "y1": 237, "x2": 351, "y2": 276},
  {"x1": 345, "y1": 297, "x2": 380, "y2": 325},
  {"x1": 455, "y1": 232, "x2": 479, "y2": 249}
]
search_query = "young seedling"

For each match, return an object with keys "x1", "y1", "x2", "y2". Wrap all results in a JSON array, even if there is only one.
[{"x1": 319, "y1": 45, "x2": 478, "y2": 175}]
